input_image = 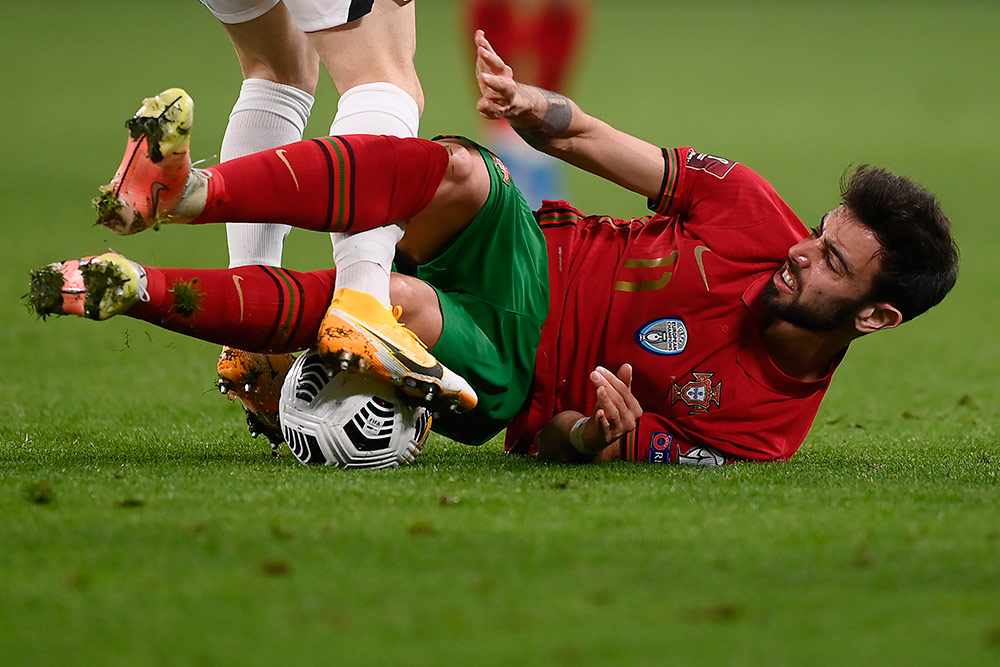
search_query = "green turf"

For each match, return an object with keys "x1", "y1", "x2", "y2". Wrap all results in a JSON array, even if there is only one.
[{"x1": 1, "y1": 1, "x2": 998, "y2": 665}]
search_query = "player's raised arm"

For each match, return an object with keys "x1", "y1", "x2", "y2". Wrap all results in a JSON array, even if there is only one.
[{"x1": 474, "y1": 30, "x2": 664, "y2": 200}]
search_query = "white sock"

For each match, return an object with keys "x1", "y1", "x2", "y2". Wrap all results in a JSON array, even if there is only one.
[
  {"x1": 222, "y1": 78, "x2": 314, "y2": 268},
  {"x1": 329, "y1": 82, "x2": 420, "y2": 308}
]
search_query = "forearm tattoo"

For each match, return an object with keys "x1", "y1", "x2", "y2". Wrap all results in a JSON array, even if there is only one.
[{"x1": 514, "y1": 87, "x2": 573, "y2": 147}]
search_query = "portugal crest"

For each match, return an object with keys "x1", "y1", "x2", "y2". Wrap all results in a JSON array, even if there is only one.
[{"x1": 670, "y1": 372, "x2": 721, "y2": 415}]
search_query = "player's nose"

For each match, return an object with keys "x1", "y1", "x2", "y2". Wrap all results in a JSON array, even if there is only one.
[{"x1": 787, "y1": 238, "x2": 814, "y2": 268}]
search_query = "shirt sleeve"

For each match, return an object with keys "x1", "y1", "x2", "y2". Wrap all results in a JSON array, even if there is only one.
[
  {"x1": 621, "y1": 413, "x2": 739, "y2": 466},
  {"x1": 646, "y1": 147, "x2": 808, "y2": 258}
]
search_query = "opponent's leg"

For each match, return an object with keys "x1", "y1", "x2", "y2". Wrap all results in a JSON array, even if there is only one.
[
  {"x1": 216, "y1": 1, "x2": 319, "y2": 268},
  {"x1": 208, "y1": 4, "x2": 320, "y2": 445}
]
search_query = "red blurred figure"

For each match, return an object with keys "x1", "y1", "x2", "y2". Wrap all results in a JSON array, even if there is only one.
[{"x1": 466, "y1": 0, "x2": 590, "y2": 207}]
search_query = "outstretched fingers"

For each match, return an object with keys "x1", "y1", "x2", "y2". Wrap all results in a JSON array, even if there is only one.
[{"x1": 474, "y1": 30, "x2": 517, "y2": 119}]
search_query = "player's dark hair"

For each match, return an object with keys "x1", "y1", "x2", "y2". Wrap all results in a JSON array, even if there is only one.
[{"x1": 841, "y1": 166, "x2": 959, "y2": 322}]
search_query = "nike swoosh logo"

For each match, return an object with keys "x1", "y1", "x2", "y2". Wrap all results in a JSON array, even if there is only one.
[
  {"x1": 275, "y1": 149, "x2": 300, "y2": 191},
  {"x1": 232, "y1": 275, "x2": 245, "y2": 323},
  {"x1": 150, "y1": 181, "x2": 168, "y2": 214},
  {"x1": 355, "y1": 321, "x2": 444, "y2": 379},
  {"x1": 694, "y1": 244, "x2": 712, "y2": 291}
]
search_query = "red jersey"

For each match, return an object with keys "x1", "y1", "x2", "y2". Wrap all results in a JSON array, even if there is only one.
[{"x1": 504, "y1": 147, "x2": 839, "y2": 463}]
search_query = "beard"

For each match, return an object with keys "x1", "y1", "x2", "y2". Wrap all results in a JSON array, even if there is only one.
[{"x1": 761, "y1": 278, "x2": 862, "y2": 332}]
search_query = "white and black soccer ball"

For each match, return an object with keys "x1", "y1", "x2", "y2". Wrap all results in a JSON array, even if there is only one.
[{"x1": 279, "y1": 350, "x2": 432, "y2": 469}]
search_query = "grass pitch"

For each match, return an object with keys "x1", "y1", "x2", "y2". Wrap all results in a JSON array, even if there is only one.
[{"x1": 2, "y1": 1, "x2": 998, "y2": 665}]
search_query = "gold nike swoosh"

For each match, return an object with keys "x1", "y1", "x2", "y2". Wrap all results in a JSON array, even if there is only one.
[
  {"x1": 694, "y1": 245, "x2": 711, "y2": 291},
  {"x1": 275, "y1": 149, "x2": 300, "y2": 191},
  {"x1": 232, "y1": 275, "x2": 245, "y2": 323}
]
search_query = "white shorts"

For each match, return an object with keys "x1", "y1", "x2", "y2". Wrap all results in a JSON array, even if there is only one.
[{"x1": 200, "y1": 0, "x2": 409, "y2": 32}]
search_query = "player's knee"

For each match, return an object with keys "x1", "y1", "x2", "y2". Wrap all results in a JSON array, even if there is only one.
[
  {"x1": 423, "y1": 140, "x2": 490, "y2": 224},
  {"x1": 444, "y1": 144, "x2": 477, "y2": 183},
  {"x1": 440, "y1": 142, "x2": 489, "y2": 194}
]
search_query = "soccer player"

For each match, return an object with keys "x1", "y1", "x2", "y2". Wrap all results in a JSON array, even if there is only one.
[
  {"x1": 29, "y1": 31, "x2": 958, "y2": 465},
  {"x1": 198, "y1": 0, "x2": 472, "y2": 442},
  {"x1": 464, "y1": 0, "x2": 590, "y2": 208}
]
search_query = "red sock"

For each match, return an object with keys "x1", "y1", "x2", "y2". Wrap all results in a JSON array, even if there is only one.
[
  {"x1": 194, "y1": 134, "x2": 449, "y2": 233},
  {"x1": 127, "y1": 265, "x2": 336, "y2": 353}
]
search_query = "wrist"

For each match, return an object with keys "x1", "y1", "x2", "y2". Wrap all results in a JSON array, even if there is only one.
[{"x1": 569, "y1": 416, "x2": 591, "y2": 453}]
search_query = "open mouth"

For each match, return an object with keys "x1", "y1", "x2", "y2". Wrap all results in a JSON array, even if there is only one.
[{"x1": 774, "y1": 262, "x2": 796, "y2": 294}]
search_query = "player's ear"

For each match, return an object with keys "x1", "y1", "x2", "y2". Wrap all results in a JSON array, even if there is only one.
[{"x1": 854, "y1": 302, "x2": 903, "y2": 334}]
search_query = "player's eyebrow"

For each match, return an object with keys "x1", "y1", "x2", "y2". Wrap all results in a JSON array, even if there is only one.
[{"x1": 818, "y1": 213, "x2": 852, "y2": 276}]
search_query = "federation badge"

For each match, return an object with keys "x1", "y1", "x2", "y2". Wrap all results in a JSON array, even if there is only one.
[
  {"x1": 636, "y1": 318, "x2": 688, "y2": 355},
  {"x1": 648, "y1": 432, "x2": 673, "y2": 464},
  {"x1": 670, "y1": 372, "x2": 721, "y2": 415},
  {"x1": 491, "y1": 154, "x2": 511, "y2": 185}
]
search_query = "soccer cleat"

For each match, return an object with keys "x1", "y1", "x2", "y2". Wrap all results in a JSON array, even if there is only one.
[
  {"x1": 317, "y1": 288, "x2": 478, "y2": 414},
  {"x1": 94, "y1": 87, "x2": 201, "y2": 235},
  {"x1": 28, "y1": 252, "x2": 147, "y2": 320},
  {"x1": 217, "y1": 347, "x2": 295, "y2": 452}
]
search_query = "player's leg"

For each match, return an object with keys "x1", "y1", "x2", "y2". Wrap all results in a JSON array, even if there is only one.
[
  {"x1": 298, "y1": 1, "x2": 438, "y2": 403},
  {"x1": 92, "y1": 94, "x2": 489, "y2": 410},
  {"x1": 200, "y1": 1, "x2": 320, "y2": 444},
  {"x1": 29, "y1": 254, "x2": 337, "y2": 349},
  {"x1": 211, "y1": 1, "x2": 319, "y2": 268},
  {"x1": 397, "y1": 137, "x2": 550, "y2": 445}
]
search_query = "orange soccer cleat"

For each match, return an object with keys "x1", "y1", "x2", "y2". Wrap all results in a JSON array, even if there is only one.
[
  {"x1": 93, "y1": 87, "x2": 205, "y2": 235},
  {"x1": 317, "y1": 288, "x2": 478, "y2": 414},
  {"x1": 28, "y1": 252, "x2": 147, "y2": 320},
  {"x1": 217, "y1": 347, "x2": 295, "y2": 451}
]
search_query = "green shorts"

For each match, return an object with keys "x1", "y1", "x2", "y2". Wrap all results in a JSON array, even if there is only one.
[{"x1": 415, "y1": 138, "x2": 549, "y2": 445}]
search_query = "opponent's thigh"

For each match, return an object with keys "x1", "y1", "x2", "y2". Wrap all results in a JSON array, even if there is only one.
[{"x1": 304, "y1": 0, "x2": 421, "y2": 108}]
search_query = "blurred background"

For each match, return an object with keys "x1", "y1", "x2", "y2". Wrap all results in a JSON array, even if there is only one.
[{"x1": 1, "y1": 0, "x2": 997, "y2": 438}]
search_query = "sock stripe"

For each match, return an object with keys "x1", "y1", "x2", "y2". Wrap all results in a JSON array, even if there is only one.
[
  {"x1": 310, "y1": 139, "x2": 337, "y2": 233},
  {"x1": 338, "y1": 137, "x2": 357, "y2": 234},
  {"x1": 264, "y1": 266, "x2": 301, "y2": 349},
  {"x1": 275, "y1": 266, "x2": 306, "y2": 348},
  {"x1": 315, "y1": 136, "x2": 356, "y2": 233},
  {"x1": 258, "y1": 266, "x2": 288, "y2": 349}
]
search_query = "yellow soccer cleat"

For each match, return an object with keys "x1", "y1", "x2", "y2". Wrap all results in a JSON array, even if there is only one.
[
  {"x1": 216, "y1": 347, "x2": 295, "y2": 452},
  {"x1": 94, "y1": 88, "x2": 201, "y2": 235},
  {"x1": 317, "y1": 288, "x2": 478, "y2": 414},
  {"x1": 28, "y1": 252, "x2": 146, "y2": 320}
]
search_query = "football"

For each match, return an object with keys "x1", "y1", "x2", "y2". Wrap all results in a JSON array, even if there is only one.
[{"x1": 278, "y1": 350, "x2": 432, "y2": 469}]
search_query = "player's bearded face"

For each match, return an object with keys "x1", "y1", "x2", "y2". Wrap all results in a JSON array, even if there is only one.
[
  {"x1": 762, "y1": 207, "x2": 885, "y2": 333},
  {"x1": 761, "y1": 263, "x2": 866, "y2": 332}
]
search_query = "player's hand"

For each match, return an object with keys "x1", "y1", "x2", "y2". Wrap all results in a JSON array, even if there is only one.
[
  {"x1": 474, "y1": 30, "x2": 521, "y2": 120},
  {"x1": 588, "y1": 364, "x2": 643, "y2": 446}
]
